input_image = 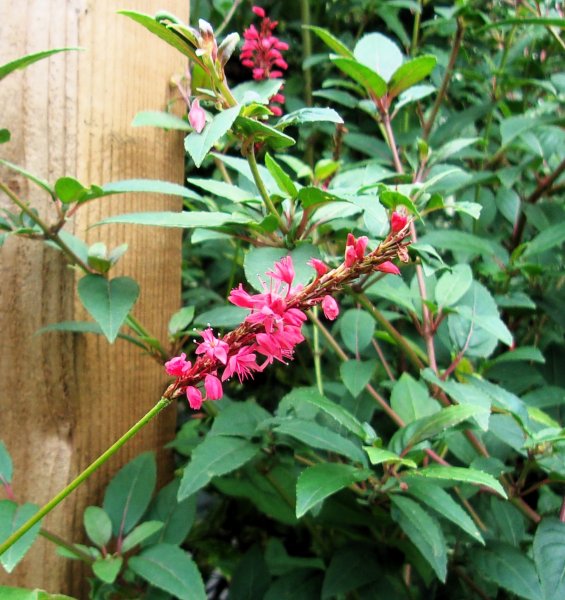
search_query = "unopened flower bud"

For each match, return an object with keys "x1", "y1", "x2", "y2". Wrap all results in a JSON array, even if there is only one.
[
  {"x1": 375, "y1": 261, "x2": 401, "y2": 276},
  {"x1": 391, "y1": 211, "x2": 407, "y2": 233},
  {"x1": 204, "y1": 375, "x2": 223, "y2": 400},
  {"x1": 322, "y1": 295, "x2": 339, "y2": 320},
  {"x1": 308, "y1": 258, "x2": 329, "y2": 278},
  {"x1": 186, "y1": 386, "x2": 203, "y2": 410},
  {"x1": 218, "y1": 32, "x2": 240, "y2": 66},
  {"x1": 188, "y1": 99, "x2": 206, "y2": 133}
]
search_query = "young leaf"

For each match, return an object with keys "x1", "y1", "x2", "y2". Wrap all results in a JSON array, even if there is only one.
[
  {"x1": 92, "y1": 556, "x2": 123, "y2": 584},
  {"x1": 234, "y1": 115, "x2": 295, "y2": 149},
  {"x1": 0, "y1": 501, "x2": 42, "y2": 573},
  {"x1": 178, "y1": 436, "x2": 259, "y2": 500},
  {"x1": 102, "y1": 452, "x2": 156, "y2": 536},
  {"x1": 77, "y1": 275, "x2": 139, "y2": 343},
  {"x1": 264, "y1": 153, "x2": 298, "y2": 197},
  {"x1": 354, "y1": 33, "x2": 403, "y2": 81},
  {"x1": 185, "y1": 105, "x2": 241, "y2": 168},
  {"x1": 0, "y1": 48, "x2": 79, "y2": 81},
  {"x1": 304, "y1": 25, "x2": 354, "y2": 58},
  {"x1": 364, "y1": 447, "x2": 416, "y2": 469},
  {"x1": 54, "y1": 177, "x2": 87, "y2": 203},
  {"x1": 388, "y1": 55, "x2": 437, "y2": 99},
  {"x1": 0, "y1": 441, "x2": 13, "y2": 486},
  {"x1": 276, "y1": 107, "x2": 343, "y2": 130},
  {"x1": 340, "y1": 360, "x2": 376, "y2": 398},
  {"x1": 129, "y1": 543, "x2": 206, "y2": 600},
  {"x1": 416, "y1": 465, "x2": 507, "y2": 498},
  {"x1": 187, "y1": 178, "x2": 257, "y2": 203},
  {"x1": 391, "y1": 495, "x2": 447, "y2": 582},
  {"x1": 83, "y1": 506, "x2": 112, "y2": 548},
  {"x1": 296, "y1": 463, "x2": 369, "y2": 517},
  {"x1": 533, "y1": 517, "x2": 565, "y2": 600},
  {"x1": 121, "y1": 520, "x2": 164, "y2": 553},
  {"x1": 330, "y1": 57, "x2": 387, "y2": 99}
]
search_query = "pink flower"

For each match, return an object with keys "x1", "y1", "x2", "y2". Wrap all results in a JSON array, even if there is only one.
[
  {"x1": 345, "y1": 234, "x2": 369, "y2": 267},
  {"x1": 188, "y1": 99, "x2": 206, "y2": 133},
  {"x1": 204, "y1": 375, "x2": 223, "y2": 400},
  {"x1": 186, "y1": 386, "x2": 203, "y2": 410},
  {"x1": 240, "y1": 6, "x2": 287, "y2": 115},
  {"x1": 222, "y1": 346, "x2": 261, "y2": 382},
  {"x1": 228, "y1": 284, "x2": 255, "y2": 308},
  {"x1": 376, "y1": 261, "x2": 401, "y2": 275},
  {"x1": 195, "y1": 328, "x2": 229, "y2": 365},
  {"x1": 308, "y1": 258, "x2": 329, "y2": 278},
  {"x1": 266, "y1": 256, "x2": 295, "y2": 287},
  {"x1": 322, "y1": 295, "x2": 339, "y2": 320},
  {"x1": 164, "y1": 353, "x2": 192, "y2": 377},
  {"x1": 391, "y1": 211, "x2": 407, "y2": 233}
]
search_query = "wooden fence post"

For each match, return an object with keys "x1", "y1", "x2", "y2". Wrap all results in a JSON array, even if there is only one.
[{"x1": 0, "y1": 0, "x2": 186, "y2": 592}]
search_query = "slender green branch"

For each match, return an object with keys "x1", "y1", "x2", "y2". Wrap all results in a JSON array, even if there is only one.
[
  {"x1": 39, "y1": 529, "x2": 94, "y2": 565},
  {"x1": 245, "y1": 145, "x2": 288, "y2": 233},
  {"x1": 0, "y1": 397, "x2": 172, "y2": 557},
  {"x1": 312, "y1": 306, "x2": 324, "y2": 394},
  {"x1": 410, "y1": 0, "x2": 422, "y2": 55}
]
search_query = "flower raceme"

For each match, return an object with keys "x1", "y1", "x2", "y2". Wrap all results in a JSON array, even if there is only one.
[{"x1": 164, "y1": 224, "x2": 410, "y2": 409}]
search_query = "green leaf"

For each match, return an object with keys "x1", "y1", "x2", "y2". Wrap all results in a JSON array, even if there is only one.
[
  {"x1": 210, "y1": 402, "x2": 270, "y2": 439},
  {"x1": 353, "y1": 33, "x2": 403, "y2": 82},
  {"x1": 490, "y1": 497, "x2": 525, "y2": 546},
  {"x1": 92, "y1": 556, "x2": 123, "y2": 584},
  {"x1": 274, "y1": 420, "x2": 366, "y2": 465},
  {"x1": 435, "y1": 264, "x2": 473, "y2": 308},
  {"x1": 340, "y1": 309, "x2": 375, "y2": 354},
  {"x1": 121, "y1": 520, "x2": 164, "y2": 553},
  {"x1": 229, "y1": 545, "x2": 271, "y2": 600},
  {"x1": 0, "y1": 129, "x2": 10, "y2": 144},
  {"x1": 0, "y1": 48, "x2": 79, "y2": 81},
  {"x1": 289, "y1": 387, "x2": 367, "y2": 439},
  {"x1": 390, "y1": 373, "x2": 440, "y2": 424},
  {"x1": 524, "y1": 222, "x2": 565, "y2": 257},
  {"x1": 243, "y1": 245, "x2": 320, "y2": 292},
  {"x1": 178, "y1": 436, "x2": 258, "y2": 500},
  {"x1": 364, "y1": 447, "x2": 416, "y2": 469},
  {"x1": 481, "y1": 16, "x2": 565, "y2": 30},
  {"x1": 0, "y1": 159, "x2": 54, "y2": 196},
  {"x1": 491, "y1": 346, "x2": 545, "y2": 365},
  {"x1": 277, "y1": 107, "x2": 343, "y2": 130},
  {"x1": 322, "y1": 544, "x2": 381, "y2": 599},
  {"x1": 416, "y1": 465, "x2": 507, "y2": 498},
  {"x1": 77, "y1": 275, "x2": 139, "y2": 343},
  {"x1": 232, "y1": 79, "x2": 284, "y2": 105},
  {"x1": 305, "y1": 25, "x2": 354, "y2": 58},
  {"x1": 399, "y1": 404, "x2": 489, "y2": 449},
  {"x1": 234, "y1": 116, "x2": 295, "y2": 149},
  {"x1": 35, "y1": 320, "x2": 142, "y2": 348},
  {"x1": 473, "y1": 543, "x2": 542, "y2": 600},
  {"x1": 297, "y1": 186, "x2": 340, "y2": 208},
  {"x1": 330, "y1": 57, "x2": 387, "y2": 99},
  {"x1": 388, "y1": 55, "x2": 437, "y2": 99},
  {"x1": 534, "y1": 517, "x2": 565, "y2": 600},
  {"x1": 405, "y1": 478, "x2": 484, "y2": 543},
  {"x1": 54, "y1": 177, "x2": 87, "y2": 203},
  {"x1": 391, "y1": 495, "x2": 447, "y2": 582},
  {"x1": 265, "y1": 539, "x2": 324, "y2": 576},
  {"x1": 395, "y1": 84, "x2": 435, "y2": 110},
  {"x1": 102, "y1": 452, "x2": 156, "y2": 536},
  {"x1": 0, "y1": 501, "x2": 42, "y2": 573},
  {"x1": 419, "y1": 230, "x2": 496, "y2": 258},
  {"x1": 97, "y1": 210, "x2": 252, "y2": 229},
  {"x1": 296, "y1": 463, "x2": 369, "y2": 517},
  {"x1": 83, "y1": 506, "x2": 112, "y2": 548},
  {"x1": 187, "y1": 178, "x2": 256, "y2": 203},
  {"x1": 168, "y1": 306, "x2": 195, "y2": 336},
  {"x1": 129, "y1": 543, "x2": 206, "y2": 600},
  {"x1": 144, "y1": 479, "x2": 196, "y2": 546},
  {"x1": 0, "y1": 588, "x2": 76, "y2": 600},
  {"x1": 340, "y1": 360, "x2": 376, "y2": 398},
  {"x1": 0, "y1": 441, "x2": 13, "y2": 486},
  {"x1": 101, "y1": 178, "x2": 201, "y2": 200},
  {"x1": 264, "y1": 153, "x2": 298, "y2": 197},
  {"x1": 185, "y1": 105, "x2": 240, "y2": 168},
  {"x1": 193, "y1": 305, "x2": 248, "y2": 328},
  {"x1": 132, "y1": 110, "x2": 191, "y2": 130}
]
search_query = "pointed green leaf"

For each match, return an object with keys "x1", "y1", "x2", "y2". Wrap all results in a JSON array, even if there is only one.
[
  {"x1": 234, "y1": 115, "x2": 295, "y2": 149},
  {"x1": 187, "y1": 177, "x2": 255, "y2": 202},
  {"x1": 178, "y1": 436, "x2": 258, "y2": 500},
  {"x1": 388, "y1": 55, "x2": 437, "y2": 99},
  {"x1": 354, "y1": 33, "x2": 403, "y2": 82},
  {"x1": 391, "y1": 495, "x2": 447, "y2": 582},
  {"x1": 0, "y1": 441, "x2": 13, "y2": 486},
  {"x1": 390, "y1": 373, "x2": 440, "y2": 424},
  {"x1": 435, "y1": 264, "x2": 473, "y2": 308},
  {"x1": 132, "y1": 110, "x2": 192, "y2": 131},
  {"x1": 83, "y1": 506, "x2": 112, "y2": 548},
  {"x1": 277, "y1": 107, "x2": 343, "y2": 130},
  {"x1": 0, "y1": 48, "x2": 79, "y2": 81},
  {"x1": 121, "y1": 521, "x2": 164, "y2": 553},
  {"x1": 92, "y1": 556, "x2": 123, "y2": 584},
  {"x1": 305, "y1": 26, "x2": 354, "y2": 58},
  {"x1": 77, "y1": 275, "x2": 139, "y2": 343},
  {"x1": 102, "y1": 452, "x2": 156, "y2": 536},
  {"x1": 340, "y1": 309, "x2": 375, "y2": 354},
  {"x1": 340, "y1": 360, "x2": 376, "y2": 398},
  {"x1": 0, "y1": 501, "x2": 42, "y2": 573},
  {"x1": 416, "y1": 465, "x2": 507, "y2": 498},
  {"x1": 330, "y1": 57, "x2": 387, "y2": 99},
  {"x1": 364, "y1": 447, "x2": 416, "y2": 469},
  {"x1": 129, "y1": 543, "x2": 206, "y2": 600},
  {"x1": 524, "y1": 222, "x2": 565, "y2": 257},
  {"x1": 534, "y1": 518, "x2": 565, "y2": 600},
  {"x1": 264, "y1": 153, "x2": 298, "y2": 197},
  {"x1": 296, "y1": 463, "x2": 369, "y2": 517},
  {"x1": 96, "y1": 211, "x2": 253, "y2": 229},
  {"x1": 100, "y1": 178, "x2": 201, "y2": 200}
]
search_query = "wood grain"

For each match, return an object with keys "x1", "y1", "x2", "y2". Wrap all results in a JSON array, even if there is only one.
[{"x1": 0, "y1": 0, "x2": 187, "y2": 593}]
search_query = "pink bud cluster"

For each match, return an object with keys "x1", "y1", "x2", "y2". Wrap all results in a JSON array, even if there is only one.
[
  {"x1": 240, "y1": 6, "x2": 288, "y2": 116},
  {"x1": 164, "y1": 218, "x2": 410, "y2": 410}
]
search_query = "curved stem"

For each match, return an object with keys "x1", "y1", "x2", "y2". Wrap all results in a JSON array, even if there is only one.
[
  {"x1": 0, "y1": 397, "x2": 172, "y2": 557},
  {"x1": 245, "y1": 145, "x2": 288, "y2": 234}
]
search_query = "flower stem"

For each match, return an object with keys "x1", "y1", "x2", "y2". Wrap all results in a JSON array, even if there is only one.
[
  {"x1": 0, "y1": 397, "x2": 172, "y2": 558},
  {"x1": 245, "y1": 145, "x2": 288, "y2": 234}
]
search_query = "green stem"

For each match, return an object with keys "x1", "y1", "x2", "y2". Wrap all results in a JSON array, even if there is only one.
[
  {"x1": 39, "y1": 529, "x2": 94, "y2": 565},
  {"x1": 300, "y1": 0, "x2": 313, "y2": 108},
  {"x1": 312, "y1": 306, "x2": 324, "y2": 394},
  {"x1": 246, "y1": 145, "x2": 288, "y2": 234},
  {"x1": 410, "y1": 0, "x2": 422, "y2": 55},
  {"x1": 0, "y1": 397, "x2": 172, "y2": 557}
]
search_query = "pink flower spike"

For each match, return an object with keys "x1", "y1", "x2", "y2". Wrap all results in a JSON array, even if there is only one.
[
  {"x1": 187, "y1": 386, "x2": 203, "y2": 410},
  {"x1": 266, "y1": 256, "x2": 295, "y2": 286},
  {"x1": 204, "y1": 374, "x2": 223, "y2": 400},
  {"x1": 222, "y1": 346, "x2": 260, "y2": 383},
  {"x1": 322, "y1": 295, "x2": 339, "y2": 320},
  {"x1": 188, "y1": 99, "x2": 206, "y2": 133},
  {"x1": 164, "y1": 353, "x2": 192, "y2": 377},
  {"x1": 195, "y1": 328, "x2": 229, "y2": 365},
  {"x1": 376, "y1": 261, "x2": 401, "y2": 275},
  {"x1": 391, "y1": 211, "x2": 408, "y2": 233},
  {"x1": 308, "y1": 258, "x2": 329, "y2": 278},
  {"x1": 252, "y1": 5, "x2": 266, "y2": 17}
]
